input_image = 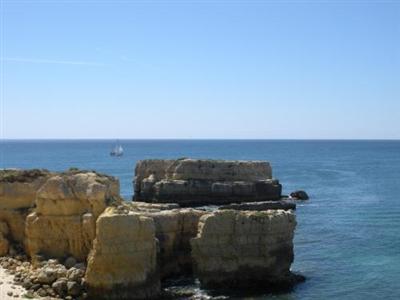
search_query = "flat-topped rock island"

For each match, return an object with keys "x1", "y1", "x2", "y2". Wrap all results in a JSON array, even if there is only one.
[
  {"x1": 0, "y1": 159, "x2": 305, "y2": 299},
  {"x1": 134, "y1": 158, "x2": 282, "y2": 205}
]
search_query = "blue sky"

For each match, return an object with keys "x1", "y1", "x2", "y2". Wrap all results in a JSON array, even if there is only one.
[{"x1": 1, "y1": 1, "x2": 399, "y2": 139}]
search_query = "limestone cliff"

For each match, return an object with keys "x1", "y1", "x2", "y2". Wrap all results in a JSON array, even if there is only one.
[
  {"x1": 0, "y1": 169, "x2": 51, "y2": 244},
  {"x1": 0, "y1": 162, "x2": 303, "y2": 299},
  {"x1": 191, "y1": 209, "x2": 297, "y2": 289},
  {"x1": 25, "y1": 170, "x2": 121, "y2": 260},
  {"x1": 0, "y1": 169, "x2": 121, "y2": 260},
  {"x1": 85, "y1": 207, "x2": 160, "y2": 299}
]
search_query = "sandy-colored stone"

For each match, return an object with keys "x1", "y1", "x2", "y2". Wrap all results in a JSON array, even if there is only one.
[
  {"x1": 167, "y1": 159, "x2": 272, "y2": 181},
  {"x1": 0, "y1": 209, "x2": 29, "y2": 244},
  {"x1": 85, "y1": 207, "x2": 160, "y2": 299},
  {"x1": 191, "y1": 209, "x2": 297, "y2": 288},
  {"x1": 0, "y1": 170, "x2": 50, "y2": 245},
  {"x1": 0, "y1": 169, "x2": 50, "y2": 210},
  {"x1": 24, "y1": 170, "x2": 120, "y2": 260},
  {"x1": 25, "y1": 212, "x2": 96, "y2": 260},
  {"x1": 36, "y1": 171, "x2": 120, "y2": 218}
]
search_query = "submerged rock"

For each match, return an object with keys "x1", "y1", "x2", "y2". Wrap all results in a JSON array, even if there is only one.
[{"x1": 290, "y1": 190, "x2": 309, "y2": 200}]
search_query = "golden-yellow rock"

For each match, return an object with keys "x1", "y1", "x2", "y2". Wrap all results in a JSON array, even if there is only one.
[
  {"x1": 25, "y1": 212, "x2": 96, "y2": 260},
  {"x1": 0, "y1": 209, "x2": 29, "y2": 243},
  {"x1": 35, "y1": 171, "x2": 120, "y2": 218},
  {"x1": 85, "y1": 207, "x2": 160, "y2": 299},
  {"x1": 0, "y1": 169, "x2": 50, "y2": 210},
  {"x1": 22, "y1": 169, "x2": 121, "y2": 260},
  {"x1": 191, "y1": 209, "x2": 297, "y2": 288}
]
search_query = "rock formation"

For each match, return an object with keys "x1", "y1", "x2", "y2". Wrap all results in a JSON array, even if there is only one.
[
  {"x1": 0, "y1": 159, "x2": 304, "y2": 299},
  {"x1": 290, "y1": 190, "x2": 309, "y2": 200},
  {"x1": 25, "y1": 170, "x2": 120, "y2": 260},
  {"x1": 0, "y1": 169, "x2": 51, "y2": 244},
  {"x1": 0, "y1": 169, "x2": 121, "y2": 260},
  {"x1": 191, "y1": 209, "x2": 297, "y2": 289},
  {"x1": 134, "y1": 158, "x2": 282, "y2": 206},
  {"x1": 85, "y1": 207, "x2": 160, "y2": 299}
]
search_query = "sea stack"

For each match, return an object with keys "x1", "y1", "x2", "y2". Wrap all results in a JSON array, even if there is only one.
[{"x1": 134, "y1": 158, "x2": 282, "y2": 206}]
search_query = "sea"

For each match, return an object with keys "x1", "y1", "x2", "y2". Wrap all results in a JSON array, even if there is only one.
[{"x1": 1, "y1": 139, "x2": 400, "y2": 300}]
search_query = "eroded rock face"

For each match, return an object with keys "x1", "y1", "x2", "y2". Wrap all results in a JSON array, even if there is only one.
[
  {"x1": 0, "y1": 169, "x2": 51, "y2": 244},
  {"x1": 35, "y1": 170, "x2": 120, "y2": 218},
  {"x1": 191, "y1": 209, "x2": 297, "y2": 289},
  {"x1": 25, "y1": 212, "x2": 96, "y2": 260},
  {"x1": 85, "y1": 207, "x2": 160, "y2": 299},
  {"x1": 134, "y1": 159, "x2": 281, "y2": 206},
  {"x1": 139, "y1": 205, "x2": 207, "y2": 278},
  {"x1": 0, "y1": 169, "x2": 50, "y2": 210},
  {"x1": 25, "y1": 170, "x2": 120, "y2": 260},
  {"x1": 0, "y1": 221, "x2": 10, "y2": 255}
]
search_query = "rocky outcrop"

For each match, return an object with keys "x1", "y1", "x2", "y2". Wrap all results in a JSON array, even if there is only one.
[
  {"x1": 0, "y1": 169, "x2": 121, "y2": 260},
  {"x1": 191, "y1": 209, "x2": 297, "y2": 289},
  {"x1": 85, "y1": 207, "x2": 160, "y2": 299},
  {"x1": 1, "y1": 164, "x2": 303, "y2": 299},
  {"x1": 134, "y1": 159, "x2": 281, "y2": 206},
  {"x1": 25, "y1": 170, "x2": 120, "y2": 260},
  {"x1": 219, "y1": 200, "x2": 296, "y2": 211}
]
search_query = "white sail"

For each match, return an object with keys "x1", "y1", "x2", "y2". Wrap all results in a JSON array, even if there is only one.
[{"x1": 110, "y1": 142, "x2": 123, "y2": 156}]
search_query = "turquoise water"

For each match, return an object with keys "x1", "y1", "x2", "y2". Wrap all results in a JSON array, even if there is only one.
[{"x1": 1, "y1": 140, "x2": 400, "y2": 299}]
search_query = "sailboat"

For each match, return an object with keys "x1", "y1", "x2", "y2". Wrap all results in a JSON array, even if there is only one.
[{"x1": 110, "y1": 141, "x2": 124, "y2": 157}]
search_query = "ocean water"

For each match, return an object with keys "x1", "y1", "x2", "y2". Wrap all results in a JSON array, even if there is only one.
[{"x1": 1, "y1": 140, "x2": 400, "y2": 300}]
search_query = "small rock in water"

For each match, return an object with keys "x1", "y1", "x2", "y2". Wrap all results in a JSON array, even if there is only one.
[{"x1": 290, "y1": 190, "x2": 309, "y2": 200}]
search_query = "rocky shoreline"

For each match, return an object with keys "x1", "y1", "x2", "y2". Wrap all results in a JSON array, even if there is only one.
[{"x1": 0, "y1": 158, "x2": 307, "y2": 299}]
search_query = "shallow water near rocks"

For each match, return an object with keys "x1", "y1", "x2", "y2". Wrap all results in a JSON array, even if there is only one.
[{"x1": 1, "y1": 140, "x2": 400, "y2": 299}]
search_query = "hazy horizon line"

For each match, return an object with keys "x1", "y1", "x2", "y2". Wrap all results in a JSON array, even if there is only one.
[{"x1": 2, "y1": 138, "x2": 400, "y2": 141}]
